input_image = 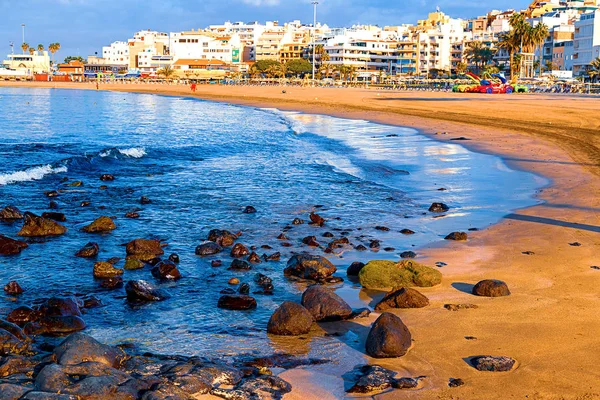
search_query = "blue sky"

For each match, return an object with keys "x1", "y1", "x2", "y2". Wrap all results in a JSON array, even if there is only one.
[{"x1": 1, "y1": 0, "x2": 531, "y2": 60}]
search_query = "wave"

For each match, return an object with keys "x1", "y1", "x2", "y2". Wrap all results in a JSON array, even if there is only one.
[
  {"x1": 0, "y1": 165, "x2": 68, "y2": 186},
  {"x1": 99, "y1": 147, "x2": 147, "y2": 159}
]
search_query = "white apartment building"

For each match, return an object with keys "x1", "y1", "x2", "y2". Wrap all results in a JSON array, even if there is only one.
[
  {"x1": 102, "y1": 42, "x2": 129, "y2": 64},
  {"x1": 414, "y1": 12, "x2": 466, "y2": 75},
  {"x1": 573, "y1": 10, "x2": 600, "y2": 75},
  {"x1": 2, "y1": 51, "x2": 51, "y2": 74},
  {"x1": 169, "y1": 31, "x2": 239, "y2": 64}
]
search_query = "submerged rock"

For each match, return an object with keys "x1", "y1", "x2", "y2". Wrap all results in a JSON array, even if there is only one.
[
  {"x1": 7, "y1": 306, "x2": 40, "y2": 326},
  {"x1": 301, "y1": 285, "x2": 352, "y2": 321},
  {"x1": 231, "y1": 243, "x2": 250, "y2": 258},
  {"x1": 93, "y1": 262, "x2": 123, "y2": 279},
  {"x1": 347, "y1": 262, "x2": 365, "y2": 276},
  {"x1": 284, "y1": 254, "x2": 337, "y2": 281},
  {"x1": 229, "y1": 259, "x2": 251, "y2": 271},
  {"x1": 81, "y1": 216, "x2": 116, "y2": 233},
  {"x1": 309, "y1": 212, "x2": 325, "y2": 227},
  {"x1": 366, "y1": 313, "x2": 412, "y2": 358},
  {"x1": 243, "y1": 206, "x2": 257, "y2": 214},
  {"x1": 359, "y1": 260, "x2": 442, "y2": 290},
  {"x1": 126, "y1": 239, "x2": 164, "y2": 261},
  {"x1": 472, "y1": 280, "x2": 511, "y2": 297},
  {"x1": 41, "y1": 212, "x2": 67, "y2": 222},
  {"x1": 375, "y1": 287, "x2": 429, "y2": 311},
  {"x1": 445, "y1": 232, "x2": 468, "y2": 241},
  {"x1": 217, "y1": 295, "x2": 257, "y2": 310},
  {"x1": 429, "y1": 203, "x2": 449, "y2": 213},
  {"x1": 470, "y1": 356, "x2": 516, "y2": 372},
  {"x1": 125, "y1": 280, "x2": 170, "y2": 302},
  {"x1": 4, "y1": 281, "x2": 24, "y2": 295},
  {"x1": 17, "y1": 212, "x2": 67, "y2": 237},
  {"x1": 208, "y1": 229, "x2": 238, "y2": 247},
  {"x1": 124, "y1": 259, "x2": 145, "y2": 270},
  {"x1": 24, "y1": 315, "x2": 87, "y2": 337},
  {"x1": 0, "y1": 235, "x2": 28, "y2": 256},
  {"x1": 151, "y1": 260, "x2": 182, "y2": 281},
  {"x1": 74, "y1": 242, "x2": 99, "y2": 258}
]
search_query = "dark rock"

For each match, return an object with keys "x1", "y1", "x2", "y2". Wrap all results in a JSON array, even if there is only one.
[
  {"x1": 302, "y1": 236, "x2": 319, "y2": 247},
  {"x1": 264, "y1": 252, "x2": 280, "y2": 262},
  {"x1": 49, "y1": 201, "x2": 58, "y2": 209},
  {"x1": 284, "y1": 254, "x2": 337, "y2": 281},
  {"x1": 370, "y1": 240, "x2": 381, "y2": 249},
  {"x1": 400, "y1": 251, "x2": 417, "y2": 259},
  {"x1": 309, "y1": 212, "x2": 325, "y2": 227},
  {"x1": 99, "y1": 277, "x2": 123, "y2": 290},
  {"x1": 392, "y1": 377, "x2": 422, "y2": 389},
  {"x1": 4, "y1": 281, "x2": 23, "y2": 295},
  {"x1": 217, "y1": 295, "x2": 257, "y2": 310},
  {"x1": 45, "y1": 190, "x2": 59, "y2": 198},
  {"x1": 221, "y1": 288, "x2": 236, "y2": 295},
  {"x1": 208, "y1": 229, "x2": 238, "y2": 247},
  {"x1": 7, "y1": 306, "x2": 39, "y2": 326},
  {"x1": 0, "y1": 328, "x2": 29, "y2": 355},
  {"x1": 347, "y1": 262, "x2": 365, "y2": 276},
  {"x1": 247, "y1": 252, "x2": 261, "y2": 264},
  {"x1": 429, "y1": 203, "x2": 449, "y2": 213},
  {"x1": 231, "y1": 243, "x2": 250, "y2": 258},
  {"x1": 301, "y1": 285, "x2": 352, "y2": 321},
  {"x1": 125, "y1": 280, "x2": 170, "y2": 302},
  {"x1": 292, "y1": 218, "x2": 304, "y2": 225},
  {"x1": 0, "y1": 206, "x2": 23, "y2": 220},
  {"x1": 125, "y1": 211, "x2": 140, "y2": 219},
  {"x1": 470, "y1": 356, "x2": 516, "y2": 372},
  {"x1": 168, "y1": 253, "x2": 179, "y2": 263},
  {"x1": 243, "y1": 206, "x2": 257, "y2": 214},
  {"x1": 22, "y1": 392, "x2": 78, "y2": 399},
  {"x1": 38, "y1": 297, "x2": 82, "y2": 317},
  {"x1": 323, "y1": 232, "x2": 334, "y2": 238},
  {"x1": 281, "y1": 242, "x2": 292, "y2": 247},
  {"x1": 0, "y1": 319, "x2": 28, "y2": 341},
  {"x1": 238, "y1": 283, "x2": 250, "y2": 295},
  {"x1": 74, "y1": 242, "x2": 99, "y2": 258},
  {"x1": 355, "y1": 244, "x2": 368, "y2": 251},
  {"x1": 93, "y1": 262, "x2": 123, "y2": 279},
  {"x1": 375, "y1": 226, "x2": 390, "y2": 231},
  {"x1": 41, "y1": 212, "x2": 66, "y2": 222},
  {"x1": 140, "y1": 196, "x2": 152, "y2": 205},
  {"x1": 80, "y1": 201, "x2": 90, "y2": 207},
  {"x1": 366, "y1": 312, "x2": 412, "y2": 358},
  {"x1": 277, "y1": 233, "x2": 288, "y2": 240},
  {"x1": 81, "y1": 216, "x2": 116, "y2": 233},
  {"x1": 236, "y1": 375, "x2": 292, "y2": 398},
  {"x1": 24, "y1": 316, "x2": 86, "y2": 336},
  {"x1": 254, "y1": 273, "x2": 272, "y2": 287},
  {"x1": 472, "y1": 280, "x2": 510, "y2": 297},
  {"x1": 211, "y1": 260, "x2": 222, "y2": 267},
  {"x1": 375, "y1": 287, "x2": 429, "y2": 311},
  {"x1": 569, "y1": 242, "x2": 582, "y2": 247},
  {"x1": 267, "y1": 302, "x2": 313, "y2": 336},
  {"x1": 449, "y1": 378, "x2": 465, "y2": 387},
  {"x1": 445, "y1": 232, "x2": 468, "y2": 241},
  {"x1": 522, "y1": 251, "x2": 535, "y2": 255},
  {"x1": 0, "y1": 383, "x2": 29, "y2": 399},
  {"x1": 347, "y1": 365, "x2": 395, "y2": 394},
  {"x1": 126, "y1": 239, "x2": 164, "y2": 261},
  {"x1": 400, "y1": 229, "x2": 415, "y2": 235},
  {"x1": 229, "y1": 259, "x2": 252, "y2": 271},
  {"x1": 348, "y1": 308, "x2": 371, "y2": 319},
  {"x1": 100, "y1": 174, "x2": 114, "y2": 181},
  {"x1": 151, "y1": 261, "x2": 182, "y2": 281},
  {"x1": 0, "y1": 235, "x2": 28, "y2": 256},
  {"x1": 327, "y1": 237, "x2": 350, "y2": 249},
  {"x1": 54, "y1": 333, "x2": 126, "y2": 368},
  {"x1": 124, "y1": 259, "x2": 145, "y2": 270},
  {"x1": 17, "y1": 212, "x2": 67, "y2": 237},
  {"x1": 444, "y1": 303, "x2": 478, "y2": 311},
  {"x1": 359, "y1": 260, "x2": 442, "y2": 289},
  {"x1": 195, "y1": 242, "x2": 223, "y2": 256}
]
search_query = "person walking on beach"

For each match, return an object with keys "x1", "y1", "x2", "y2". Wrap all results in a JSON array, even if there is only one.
[{"x1": 191, "y1": 83, "x2": 197, "y2": 93}]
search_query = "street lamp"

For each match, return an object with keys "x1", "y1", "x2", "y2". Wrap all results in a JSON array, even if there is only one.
[
  {"x1": 21, "y1": 24, "x2": 25, "y2": 49},
  {"x1": 312, "y1": 1, "x2": 318, "y2": 83}
]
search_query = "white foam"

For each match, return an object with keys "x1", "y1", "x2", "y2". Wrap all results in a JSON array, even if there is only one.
[
  {"x1": 99, "y1": 147, "x2": 146, "y2": 159},
  {"x1": 0, "y1": 165, "x2": 68, "y2": 186}
]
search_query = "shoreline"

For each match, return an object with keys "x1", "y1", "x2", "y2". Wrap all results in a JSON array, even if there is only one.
[{"x1": 2, "y1": 82, "x2": 600, "y2": 399}]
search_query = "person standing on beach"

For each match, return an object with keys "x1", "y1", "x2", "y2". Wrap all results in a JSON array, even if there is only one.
[{"x1": 191, "y1": 83, "x2": 197, "y2": 93}]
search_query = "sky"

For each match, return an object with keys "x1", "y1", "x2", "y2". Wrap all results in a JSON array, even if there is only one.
[{"x1": 1, "y1": 0, "x2": 532, "y2": 61}]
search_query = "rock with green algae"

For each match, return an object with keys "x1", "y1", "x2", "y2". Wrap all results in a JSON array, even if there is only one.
[{"x1": 358, "y1": 260, "x2": 442, "y2": 290}]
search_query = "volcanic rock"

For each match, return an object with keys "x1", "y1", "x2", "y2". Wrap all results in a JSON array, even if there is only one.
[
  {"x1": 301, "y1": 285, "x2": 352, "y2": 321},
  {"x1": 429, "y1": 203, "x2": 449, "y2": 213},
  {"x1": 472, "y1": 280, "x2": 511, "y2": 297},
  {"x1": 0, "y1": 235, "x2": 28, "y2": 256},
  {"x1": 4, "y1": 281, "x2": 23, "y2": 295},
  {"x1": 125, "y1": 280, "x2": 170, "y2": 302},
  {"x1": 217, "y1": 295, "x2": 257, "y2": 310},
  {"x1": 81, "y1": 216, "x2": 116, "y2": 233},
  {"x1": 74, "y1": 242, "x2": 99, "y2": 258},
  {"x1": 151, "y1": 260, "x2": 181, "y2": 281},
  {"x1": 366, "y1": 312, "x2": 412, "y2": 358},
  {"x1": 267, "y1": 302, "x2": 314, "y2": 336},
  {"x1": 284, "y1": 254, "x2": 337, "y2": 281},
  {"x1": 471, "y1": 356, "x2": 516, "y2": 372},
  {"x1": 445, "y1": 232, "x2": 468, "y2": 241},
  {"x1": 195, "y1": 241, "x2": 223, "y2": 256},
  {"x1": 126, "y1": 239, "x2": 164, "y2": 261},
  {"x1": 231, "y1": 243, "x2": 250, "y2": 258},
  {"x1": 93, "y1": 262, "x2": 123, "y2": 279},
  {"x1": 0, "y1": 206, "x2": 23, "y2": 220},
  {"x1": 17, "y1": 212, "x2": 67, "y2": 237},
  {"x1": 54, "y1": 333, "x2": 126, "y2": 368},
  {"x1": 229, "y1": 259, "x2": 251, "y2": 271},
  {"x1": 375, "y1": 287, "x2": 429, "y2": 311}
]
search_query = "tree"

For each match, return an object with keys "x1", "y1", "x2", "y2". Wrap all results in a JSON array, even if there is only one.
[
  {"x1": 37, "y1": 44, "x2": 44, "y2": 53},
  {"x1": 253, "y1": 60, "x2": 281, "y2": 73},
  {"x1": 455, "y1": 61, "x2": 468, "y2": 75},
  {"x1": 532, "y1": 23, "x2": 549, "y2": 76},
  {"x1": 64, "y1": 56, "x2": 86, "y2": 64},
  {"x1": 48, "y1": 43, "x2": 61, "y2": 65},
  {"x1": 465, "y1": 41, "x2": 495, "y2": 74},
  {"x1": 588, "y1": 57, "x2": 600, "y2": 82},
  {"x1": 482, "y1": 64, "x2": 500, "y2": 75},
  {"x1": 544, "y1": 60, "x2": 555, "y2": 72},
  {"x1": 157, "y1": 65, "x2": 175, "y2": 80},
  {"x1": 21, "y1": 42, "x2": 29, "y2": 54},
  {"x1": 498, "y1": 30, "x2": 520, "y2": 81},
  {"x1": 286, "y1": 59, "x2": 312, "y2": 76},
  {"x1": 28, "y1": 47, "x2": 35, "y2": 55}
]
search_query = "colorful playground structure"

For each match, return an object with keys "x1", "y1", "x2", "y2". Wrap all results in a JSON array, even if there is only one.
[{"x1": 452, "y1": 72, "x2": 529, "y2": 94}]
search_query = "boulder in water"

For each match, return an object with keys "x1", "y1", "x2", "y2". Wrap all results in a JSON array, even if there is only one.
[
  {"x1": 231, "y1": 243, "x2": 250, "y2": 258},
  {"x1": 74, "y1": 242, "x2": 99, "y2": 258},
  {"x1": 347, "y1": 262, "x2": 365, "y2": 276},
  {"x1": 125, "y1": 280, "x2": 170, "y2": 302},
  {"x1": 195, "y1": 242, "x2": 223, "y2": 256},
  {"x1": 366, "y1": 312, "x2": 412, "y2": 358},
  {"x1": 301, "y1": 285, "x2": 352, "y2": 321},
  {"x1": 284, "y1": 254, "x2": 337, "y2": 281},
  {"x1": 243, "y1": 206, "x2": 257, "y2": 214},
  {"x1": 309, "y1": 212, "x2": 325, "y2": 227},
  {"x1": 93, "y1": 262, "x2": 123, "y2": 279},
  {"x1": 81, "y1": 216, "x2": 116, "y2": 233},
  {"x1": 429, "y1": 203, "x2": 449, "y2": 213},
  {"x1": 17, "y1": 212, "x2": 67, "y2": 237},
  {"x1": 4, "y1": 281, "x2": 24, "y2": 295},
  {"x1": 126, "y1": 239, "x2": 164, "y2": 261},
  {"x1": 217, "y1": 295, "x2": 257, "y2": 310},
  {"x1": 151, "y1": 260, "x2": 182, "y2": 281},
  {"x1": 0, "y1": 206, "x2": 23, "y2": 220},
  {"x1": 207, "y1": 229, "x2": 238, "y2": 247},
  {"x1": 0, "y1": 235, "x2": 28, "y2": 256},
  {"x1": 267, "y1": 302, "x2": 314, "y2": 336},
  {"x1": 359, "y1": 260, "x2": 442, "y2": 290},
  {"x1": 54, "y1": 333, "x2": 126, "y2": 368},
  {"x1": 42, "y1": 212, "x2": 67, "y2": 222},
  {"x1": 445, "y1": 232, "x2": 468, "y2": 241}
]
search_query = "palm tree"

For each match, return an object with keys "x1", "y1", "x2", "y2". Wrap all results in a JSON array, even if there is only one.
[
  {"x1": 28, "y1": 47, "x2": 35, "y2": 56},
  {"x1": 544, "y1": 60, "x2": 555, "y2": 72},
  {"x1": 498, "y1": 30, "x2": 520, "y2": 80},
  {"x1": 531, "y1": 23, "x2": 549, "y2": 76},
  {"x1": 588, "y1": 57, "x2": 600, "y2": 82},
  {"x1": 157, "y1": 65, "x2": 175, "y2": 80},
  {"x1": 37, "y1": 44, "x2": 44, "y2": 53},
  {"x1": 48, "y1": 43, "x2": 61, "y2": 65},
  {"x1": 455, "y1": 61, "x2": 468, "y2": 75},
  {"x1": 21, "y1": 42, "x2": 29, "y2": 54}
]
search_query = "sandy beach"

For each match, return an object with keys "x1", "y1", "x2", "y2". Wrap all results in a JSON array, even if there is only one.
[{"x1": 2, "y1": 81, "x2": 599, "y2": 399}]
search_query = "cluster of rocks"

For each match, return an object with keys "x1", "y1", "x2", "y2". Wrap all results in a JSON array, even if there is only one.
[{"x1": 0, "y1": 332, "x2": 298, "y2": 400}]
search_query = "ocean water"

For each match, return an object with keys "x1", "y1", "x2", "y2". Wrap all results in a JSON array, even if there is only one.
[{"x1": 0, "y1": 88, "x2": 546, "y2": 358}]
